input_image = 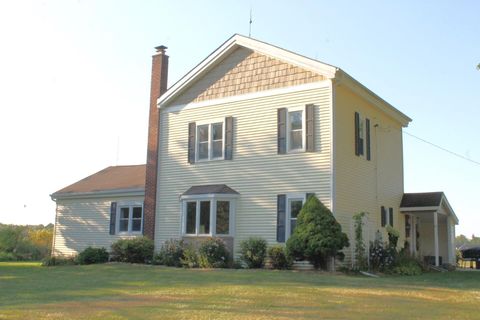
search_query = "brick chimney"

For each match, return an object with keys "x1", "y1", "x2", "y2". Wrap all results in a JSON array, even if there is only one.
[{"x1": 144, "y1": 45, "x2": 169, "y2": 240}]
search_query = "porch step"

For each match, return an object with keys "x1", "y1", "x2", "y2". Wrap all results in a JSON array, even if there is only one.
[
  {"x1": 292, "y1": 261, "x2": 315, "y2": 271},
  {"x1": 428, "y1": 265, "x2": 448, "y2": 272}
]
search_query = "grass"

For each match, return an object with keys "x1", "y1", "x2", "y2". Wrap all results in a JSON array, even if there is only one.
[{"x1": 0, "y1": 262, "x2": 479, "y2": 319}]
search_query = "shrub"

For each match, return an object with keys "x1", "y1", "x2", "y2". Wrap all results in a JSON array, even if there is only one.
[
  {"x1": 41, "y1": 256, "x2": 77, "y2": 267},
  {"x1": 386, "y1": 226, "x2": 400, "y2": 249},
  {"x1": 0, "y1": 252, "x2": 17, "y2": 261},
  {"x1": 353, "y1": 212, "x2": 368, "y2": 270},
  {"x1": 267, "y1": 245, "x2": 292, "y2": 269},
  {"x1": 369, "y1": 231, "x2": 395, "y2": 271},
  {"x1": 240, "y1": 237, "x2": 267, "y2": 268},
  {"x1": 111, "y1": 237, "x2": 154, "y2": 263},
  {"x1": 77, "y1": 247, "x2": 109, "y2": 265},
  {"x1": 154, "y1": 239, "x2": 185, "y2": 267},
  {"x1": 286, "y1": 195, "x2": 349, "y2": 269},
  {"x1": 198, "y1": 238, "x2": 229, "y2": 268},
  {"x1": 181, "y1": 246, "x2": 200, "y2": 268}
]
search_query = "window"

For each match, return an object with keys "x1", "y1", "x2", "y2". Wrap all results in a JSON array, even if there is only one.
[
  {"x1": 182, "y1": 198, "x2": 235, "y2": 236},
  {"x1": 354, "y1": 112, "x2": 371, "y2": 160},
  {"x1": 196, "y1": 120, "x2": 224, "y2": 161},
  {"x1": 381, "y1": 206, "x2": 394, "y2": 227},
  {"x1": 287, "y1": 107, "x2": 305, "y2": 152},
  {"x1": 117, "y1": 203, "x2": 143, "y2": 234},
  {"x1": 286, "y1": 194, "x2": 306, "y2": 240}
]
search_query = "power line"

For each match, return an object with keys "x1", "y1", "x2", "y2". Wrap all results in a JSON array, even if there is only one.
[{"x1": 403, "y1": 130, "x2": 480, "y2": 166}]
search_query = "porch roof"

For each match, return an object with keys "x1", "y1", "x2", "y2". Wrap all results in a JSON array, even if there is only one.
[{"x1": 400, "y1": 192, "x2": 459, "y2": 224}]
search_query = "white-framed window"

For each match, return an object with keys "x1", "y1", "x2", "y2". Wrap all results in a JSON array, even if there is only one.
[
  {"x1": 286, "y1": 194, "x2": 306, "y2": 240},
  {"x1": 287, "y1": 106, "x2": 306, "y2": 152},
  {"x1": 117, "y1": 202, "x2": 143, "y2": 234},
  {"x1": 196, "y1": 119, "x2": 225, "y2": 161},
  {"x1": 181, "y1": 195, "x2": 236, "y2": 236}
]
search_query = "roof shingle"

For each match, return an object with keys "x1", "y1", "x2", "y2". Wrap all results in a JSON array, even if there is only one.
[
  {"x1": 52, "y1": 165, "x2": 145, "y2": 196},
  {"x1": 400, "y1": 192, "x2": 444, "y2": 208}
]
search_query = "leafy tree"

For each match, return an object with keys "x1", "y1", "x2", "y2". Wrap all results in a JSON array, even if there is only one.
[{"x1": 286, "y1": 195, "x2": 349, "y2": 269}]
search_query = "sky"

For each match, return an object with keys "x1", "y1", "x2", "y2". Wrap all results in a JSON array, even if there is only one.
[{"x1": 0, "y1": 1, "x2": 478, "y2": 237}]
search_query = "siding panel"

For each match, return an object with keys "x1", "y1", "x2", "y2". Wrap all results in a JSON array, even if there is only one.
[{"x1": 156, "y1": 86, "x2": 332, "y2": 255}]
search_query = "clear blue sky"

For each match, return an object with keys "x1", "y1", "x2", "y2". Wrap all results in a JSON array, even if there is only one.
[{"x1": 0, "y1": 0, "x2": 478, "y2": 237}]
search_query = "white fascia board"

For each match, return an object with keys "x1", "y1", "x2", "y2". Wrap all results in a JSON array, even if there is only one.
[
  {"x1": 165, "y1": 80, "x2": 331, "y2": 113},
  {"x1": 180, "y1": 193, "x2": 240, "y2": 201},
  {"x1": 51, "y1": 188, "x2": 145, "y2": 201},
  {"x1": 334, "y1": 70, "x2": 412, "y2": 127},
  {"x1": 158, "y1": 34, "x2": 337, "y2": 109},
  {"x1": 440, "y1": 195, "x2": 459, "y2": 225},
  {"x1": 399, "y1": 206, "x2": 439, "y2": 212}
]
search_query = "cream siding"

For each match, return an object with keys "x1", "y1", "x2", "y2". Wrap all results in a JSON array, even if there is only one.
[
  {"x1": 53, "y1": 195, "x2": 144, "y2": 256},
  {"x1": 333, "y1": 85, "x2": 405, "y2": 264},
  {"x1": 156, "y1": 85, "x2": 333, "y2": 255}
]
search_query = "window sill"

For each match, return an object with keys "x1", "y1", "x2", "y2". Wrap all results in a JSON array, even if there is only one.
[
  {"x1": 182, "y1": 234, "x2": 233, "y2": 237},
  {"x1": 117, "y1": 232, "x2": 143, "y2": 236}
]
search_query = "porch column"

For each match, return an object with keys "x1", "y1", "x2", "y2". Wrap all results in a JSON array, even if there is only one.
[
  {"x1": 434, "y1": 211, "x2": 439, "y2": 266},
  {"x1": 446, "y1": 217, "x2": 453, "y2": 264}
]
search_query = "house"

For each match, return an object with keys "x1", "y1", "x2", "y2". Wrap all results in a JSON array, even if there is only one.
[{"x1": 51, "y1": 34, "x2": 458, "y2": 266}]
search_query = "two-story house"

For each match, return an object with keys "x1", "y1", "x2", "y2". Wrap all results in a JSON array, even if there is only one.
[{"x1": 51, "y1": 34, "x2": 458, "y2": 266}]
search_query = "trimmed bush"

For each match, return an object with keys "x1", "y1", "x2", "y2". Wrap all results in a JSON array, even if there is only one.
[
  {"x1": 267, "y1": 245, "x2": 292, "y2": 269},
  {"x1": 240, "y1": 237, "x2": 267, "y2": 268},
  {"x1": 153, "y1": 239, "x2": 185, "y2": 267},
  {"x1": 77, "y1": 247, "x2": 109, "y2": 265},
  {"x1": 41, "y1": 256, "x2": 77, "y2": 267},
  {"x1": 111, "y1": 237, "x2": 154, "y2": 263},
  {"x1": 286, "y1": 195, "x2": 349, "y2": 269},
  {"x1": 198, "y1": 238, "x2": 229, "y2": 268},
  {"x1": 181, "y1": 246, "x2": 200, "y2": 268}
]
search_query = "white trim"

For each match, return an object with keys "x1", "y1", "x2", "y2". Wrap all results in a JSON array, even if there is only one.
[
  {"x1": 335, "y1": 71, "x2": 411, "y2": 127},
  {"x1": 195, "y1": 119, "x2": 225, "y2": 162},
  {"x1": 329, "y1": 80, "x2": 336, "y2": 214},
  {"x1": 51, "y1": 188, "x2": 144, "y2": 201},
  {"x1": 163, "y1": 81, "x2": 330, "y2": 112},
  {"x1": 116, "y1": 201, "x2": 144, "y2": 236},
  {"x1": 399, "y1": 206, "x2": 439, "y2": 212},
  {"x1": 434, "y1": 211, "x2": 439, "y2": 266},
  {"x1": 157, "y1": 34, "x2": 337, "y2": 108},
  {"x1": 180, "y1": 195, "x2": 237, "y2": 237},
  {"x1": 439, "y1": 195, "x2": 459, "y2": 224},
  {"x1": 285, "y1": 193, "x2": 306, "y2": 241},
  {"x1": 286, "y1": 106, "x2": 306, "y2": 153}
]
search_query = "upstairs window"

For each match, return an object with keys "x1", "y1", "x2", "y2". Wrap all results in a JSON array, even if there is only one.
[
  {"x1": 354, "y1": 112, "x2": 371, "y2": 160},
  {"x1": 197, "y1": 121, "x2": 224, "y2": 161},
  {"x1": 288, "y1": 109, "x2": 304, "y2": 151},
  {"x1": 188, "y1": 117, "x2": 233, "y2": 164}
]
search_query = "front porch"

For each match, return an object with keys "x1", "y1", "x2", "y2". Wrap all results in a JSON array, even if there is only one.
[{"x1": 400, "y1": 192, "x2": 458, "y2": 266}]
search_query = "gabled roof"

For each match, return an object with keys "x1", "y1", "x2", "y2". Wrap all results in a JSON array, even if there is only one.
[
  {"x1": 400, "y1": 192, "x2": 459, "y2": 224},
  {"x1": 158, "y1": 34, "x2": 411, "y2": 126},
  {"x1": 182, "y1": 184, "x2": 239, "y2": 196},
  {"x1": 51, "y1": 165, "x2": 145, "y2": 199},
  {"x1": 401, "y1": 192, "x2": 444, "y2": 208}
]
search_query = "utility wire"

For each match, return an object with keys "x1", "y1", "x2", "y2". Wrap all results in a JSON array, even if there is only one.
[{"x1": 403, "y1": 130, "x2": 480, "y2": 166}]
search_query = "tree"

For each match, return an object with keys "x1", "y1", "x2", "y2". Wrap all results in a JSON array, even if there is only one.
[{"x1": 286, "y1": 195, "x2": 349, "y2": 269}]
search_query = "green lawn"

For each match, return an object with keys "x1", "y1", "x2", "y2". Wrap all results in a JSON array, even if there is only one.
[{"x1": 0, "y1": 262, "x2": 479, "y2": 319}]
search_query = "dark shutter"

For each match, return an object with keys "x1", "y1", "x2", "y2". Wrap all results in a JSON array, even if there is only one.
[
  {"x1": 109, "y1": 202, "x2": 117, "y2": 235},
  {"x1": 188, "y1": 122, "x2": 196, "y2": 164},
  {"x1": 277, "y1": 194, "x2": 286, "y2": 242},
  {"x1": 381, "y1": 206, "x2": 386, "y2": 227},
  {"x1": 277, "y1": 108, "x2": 287, "y2": 154},
  {"x1": 306, "y1": 193, "x2": 315, "y2": 202},
  {"x1": 354, "y1": 112, "x2": 360, "y2": 156},
  {"x1": 225, "y1": 116, "x2": 233, "y2": 160},
  {"x1": 366, "y1": 118, "x2": 371, "y2": 161},
  {"x1": 389, "y1": 208, "x2": 394, "y2": 227},
  {"x1": 306, "y1": 104, "x2": 314, "y2": 152}
]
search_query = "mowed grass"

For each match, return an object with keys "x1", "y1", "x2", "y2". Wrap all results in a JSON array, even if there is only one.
[{"x1": 0, "y1": 262, "x2": 479, "y2": 320}]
